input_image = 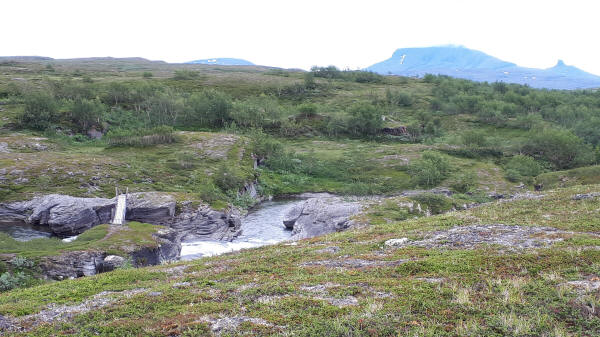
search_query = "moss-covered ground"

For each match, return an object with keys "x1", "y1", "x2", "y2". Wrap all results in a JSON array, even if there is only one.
[{"x1": 1, "y1": 184, "x2": 599, "y2": 336}]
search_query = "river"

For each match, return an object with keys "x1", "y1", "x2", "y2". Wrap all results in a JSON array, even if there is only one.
[{"x1": 179, "y1": 199, "x2": 299, "y2": 260}]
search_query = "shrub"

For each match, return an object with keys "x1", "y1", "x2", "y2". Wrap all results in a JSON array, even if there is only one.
[
  {"x1": 105, "y1": 126, "x2": 177, "y2": 147},
  {"x1": 249, "y1": 129, "x2": 283, "y2": 160},
  {"x1": 185, "y1": 89, "x2": 233, "y2": 128},
  {"x1": 0, "y1": 271, "x2": 29, "y2": 292},
  {"x1": 297, "y1": 103, "x2": 318, "y2": 118},
  {"x1": 347, "y1": 103, "x2": 383, "y2": 136},
  {"x1": 214, "y1": 164, "x2": 245, "y2": 193},
  {"x1": 461, "y1": 130, "x2": 488, "y2": 148},
  {"x1": 409, "y1": 193, "x2": 453, "y2": 214},
  {"x1": 450, "y1": 171, "x2": 478, "y2": 193},
  {"x1": 67, "y1": 98, "x2": 106, "y2": 133},
  {"x1": 408, "y1": 151, "x2": 451, "y2": 187},
  {"x1": 385, "y1": 88, "x2": 413, "y2": 107},
  {"x1": 18, "y1": 92, "x2": 59, "y2": 130},
  {"x1": 173, "y1": 70, "x2": 199, "y2": 80},
  {"x1": 142, "y1": 72, "x2": 153, "y2": 78},
  {"x1": 504, "y1": 155, "x2": 543, "y2": 182},
  {"x1": 522, "y1": 128, "x2": 591, "y2": 169}
]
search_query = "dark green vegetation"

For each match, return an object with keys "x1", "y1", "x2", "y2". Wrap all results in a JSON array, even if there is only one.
[
  {"x1": 1, "y1": 58, "x2": 600, "y2": 335},
  {"x1": 2, "y1": 59, "x2": 599, "y2": 205}
]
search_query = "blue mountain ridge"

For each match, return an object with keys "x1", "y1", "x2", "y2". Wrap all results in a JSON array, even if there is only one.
[
  {"x1": 186, "y1": 58, "x2": 254, "y2": 66},
  {"x1": 366, "y1": 46, "x2": 600, "y2": 90}
]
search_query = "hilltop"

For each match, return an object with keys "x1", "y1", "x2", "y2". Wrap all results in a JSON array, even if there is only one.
[{"x1": 367, "y1": 46, "x2": 600, "y2": 89}]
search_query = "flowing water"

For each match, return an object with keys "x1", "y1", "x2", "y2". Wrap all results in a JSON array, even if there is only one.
[
  {"x1": 180, "y1": 200, "x2": 300, "y2": 260},
  {"x1": 0, "y1": 221, "x2": 53, "y2": 241}
]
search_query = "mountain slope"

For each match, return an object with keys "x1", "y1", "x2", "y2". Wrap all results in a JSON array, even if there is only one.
[
  {"x1": 186, "y1": 58, "x2": 254, "y2": 66},
  {"x1": 367, "y1": 46, "x2": 600, "y2": 90}
]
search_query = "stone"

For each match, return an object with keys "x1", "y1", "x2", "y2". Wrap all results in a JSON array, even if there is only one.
[
  {"x1": 24, "y1": 194, "x2": 114, "y2": 237},
  {"x1": 0, "y1": 314, "x2": 12, "y2": 331},
  {"x1": 169, "y1": 205, "x2": 241, "y2": 241},
  {"x1": 397, "y1": 224, "x2": 586, "y2": 250},
  {"x1": 283, "y1": 197, "x2": 363, "y2": 240},
  {"x1": 87, "y1": 127, "x2": 103, "y2": 139},
  {"x1": 0, "y1": 142, "x2": 10, "y2": 153},
  {"x1": 101, "y1": 255, "x2": 126, "y2": 272},
  {"x1": 126, "y1": 192, "x2": 176, "y2": 223},
  {"x1": 572, "y1": 192, "x2": 600, "y2": 200},
  {"x1": 39, "y1": 251, "x2": 106, "y2": 280},
  {"x1": 384, "y1": 238, "x2": 410, "y2": 247}
]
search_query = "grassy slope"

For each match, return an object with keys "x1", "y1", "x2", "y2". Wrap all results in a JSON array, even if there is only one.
[
  {"x1": 0, "y1": 222, "x2": 164, "y2": 259},
  {"x1": 1, "y1": 184, "x2": 599, "y2": 336}
]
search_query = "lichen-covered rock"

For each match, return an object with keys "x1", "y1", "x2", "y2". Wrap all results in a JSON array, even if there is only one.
[{"x1": 283, "y1": 197, "x2": 363, "y2": 240}]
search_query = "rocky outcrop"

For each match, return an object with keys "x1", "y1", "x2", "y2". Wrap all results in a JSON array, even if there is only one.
[
  {"x1": 126, "y1": 192, "x2": 176, "y2": 223},
  {"x1": 1, "y1": 192, "x2": 241, "y2": 246},
  {"x1": 0, "y1": 194, "x2": 114, "y2": 237},
  {"x1": 38, "y1": 228, "x2": 181, "y2": 280},
  {"x1": 283, "y1": 197, "x2": 363, "y2": 240},
  {"x1": 168, "y1": 205, "x2": 242, "y2": 242}
]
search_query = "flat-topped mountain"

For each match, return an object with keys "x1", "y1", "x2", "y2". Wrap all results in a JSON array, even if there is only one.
[{"x1": 366, "y1": 46, "x2": 600, "y2": 90}]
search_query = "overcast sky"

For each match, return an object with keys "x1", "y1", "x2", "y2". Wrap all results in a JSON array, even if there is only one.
[{"x1": 2, "y1": 0, "x2": 599, "y2": 74}]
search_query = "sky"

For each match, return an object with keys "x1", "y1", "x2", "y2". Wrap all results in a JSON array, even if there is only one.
[{"x1": 2, "y1": 0, "x2": 600, "y2": 74}]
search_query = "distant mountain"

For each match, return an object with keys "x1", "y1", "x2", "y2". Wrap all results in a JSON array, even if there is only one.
[
  {"x1": 366, "y1": 46, "x2": 600, "y2": 90},
  {"x1": 187, "y1": 58, "x2": 254, "y2": 66}
]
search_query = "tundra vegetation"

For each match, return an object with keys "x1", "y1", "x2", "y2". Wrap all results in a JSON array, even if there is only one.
[{"x1": 0, "y1": 59, "x2": 600, "y2": 335}]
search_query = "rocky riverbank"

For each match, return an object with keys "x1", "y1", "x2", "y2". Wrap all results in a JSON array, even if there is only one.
[{"x1": 0, "y1": 192, "x2": 242, "y2": 241}]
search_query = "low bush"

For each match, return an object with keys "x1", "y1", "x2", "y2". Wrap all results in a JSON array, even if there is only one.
[
  {"x1": 105, "y1": 126, "x2": 177, "y2": 147},
  {"x1": 408, "y1": 151, "x2": 451, "y2": 187},
  {"x1": 409, "y1": 193, "x2": 453, "y2": 214}
]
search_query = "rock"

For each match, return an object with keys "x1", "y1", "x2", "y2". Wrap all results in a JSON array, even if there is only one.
[
  {"x1": 0, "y1": 314, "x2": 13, "y2": 331},
  {"x1": 399, "y1": 224, "x2": 585, "y2": 250},
  {"x1": 572, "y1": 192, "x2": 600, "y2": 200},
  {"x1": 282, "y1": 203, "x2": 303, "y2": 229},
  {"x1": 148, "y1": 291, "x2": 163, "y2": 297},
  {"x1": 101, "y1": 255, "x2": 126, "y2": 272},
  {"x1": 315, "y1": 246, "x2": 341, "y2": 254},
  {"x1": 384, "y1": 238, "x2": 410, "y2": 247},
  {"x1": 87, "y1": 127, "x2": 103, "y2": 139},
  {"x1": 0, "y1": 142, "x2": 10, "y2": 153},
  {"x1": 488, "y1": 192, "x2": 506, "y2": 200},
  {"x1": 24, "y1": 194, "x2": 114, "y2": 237},
  {"x1": 126, "y1": 192, "x2": 176, "y2": 223},
  {"x1": 39, "y1": 251, "x2": 106, "y2": 280},
  {"x1": 172, "y1": 281, "x2": 191, "y2": 288},
  {"x1": 169, "y1": 205, "x2": 241, "y2": 241},
  {"x1": 38, "y1": 228, "x2": 180, "y2": 279},
  {"x1": 283, "y1": 197, "x2": 363, "y2": 240}
]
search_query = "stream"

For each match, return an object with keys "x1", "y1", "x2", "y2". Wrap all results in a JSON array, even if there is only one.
[
  {"x1": 180, "y1": 199, "x2": 300, "y2": 260},
  {"x1": 0, "y1": 221, "x2": 53, "y2": 241},
  {"x1": 0, "y1": 199, "x2": 301, "y2": 258}
]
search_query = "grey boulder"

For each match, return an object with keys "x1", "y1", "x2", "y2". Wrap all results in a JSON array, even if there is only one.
[{"x1": 283, "y1": 197, "x2": 363, "y2": 240}]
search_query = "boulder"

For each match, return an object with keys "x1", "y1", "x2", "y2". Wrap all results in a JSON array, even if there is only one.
[
  {"x1": 0, "y1": 314, "x2": 12, "y2": 331},
  {"x1": 169, "y1": 205, "x2": 242, "y2": 241},
  {"x1": 20, "y1": 194, "x2": 114, "y2": 237},
  {"x1": 39, "y1": 251, "x2": 106, "y2": 280},
  {"x1": 101, "y1": 255, "x2": 126, "y2": 272},
  {"x1": 283, "y1": 197, "x2": 363, "y2": 240},
  {"x1": 384, "y1": 238, "x2": 410, "y2": 247},
  {"x1": 126, "y1": 192, "x2": 176, "y2": 223}
]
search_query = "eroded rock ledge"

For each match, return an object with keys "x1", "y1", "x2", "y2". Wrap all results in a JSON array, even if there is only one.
[{"x1": 0, "y1": 192, "x2": 241, "y2": 241}]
